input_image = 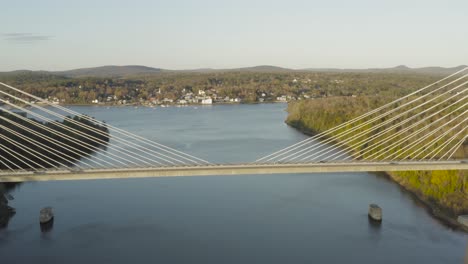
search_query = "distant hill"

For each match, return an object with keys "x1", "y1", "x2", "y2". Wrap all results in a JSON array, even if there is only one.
[
  {"x1": 231, "y1": 65, "x2": 293, "y2": 72},
  {"x1": 55, "y1": 65, "x2": 162, "y2": 78},
  {"x1": 171, "y1": 65, "x2": 293, "y2": 73},
  {"x1": 300, "y1": 65, "x2": 468, "y2": 75},
  {"x1": 176, "y1": 65, "x2": 467, "y2": 75},
  {"x1": 1, "y1": 65, "x2": 466, "y2": 78},
  {"x1": 409, "y1": 65, "x2": 468, "y2": 75}
]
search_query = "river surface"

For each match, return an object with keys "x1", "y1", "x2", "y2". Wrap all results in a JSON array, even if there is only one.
[{"x1": 0, "y1": 103, "x2": 466, "y2": 263}]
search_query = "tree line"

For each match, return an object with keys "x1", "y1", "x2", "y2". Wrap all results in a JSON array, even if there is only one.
[{"x1": 0, "y1": 71, "x2": 439, "y2": 104}]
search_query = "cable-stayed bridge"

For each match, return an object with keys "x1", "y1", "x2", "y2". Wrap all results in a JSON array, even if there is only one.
[{"x1": 0, "y1": 68, "x2": 467, "y2": 182}]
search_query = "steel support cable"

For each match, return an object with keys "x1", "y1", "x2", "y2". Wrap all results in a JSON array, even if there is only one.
[
  {"x1": 2, "y1": 73, "x2": 465, "y2": 166},
  {"x1": 444, "y1": 134, "x2": 467, "y2": 160},
  {"x1": 0, "y1": 156, "x2": 15, "y2": 171},
  {"x1": 0, "y1": 135, "x2": 47, "y2": 169},
  {"x1": 266, "y1": 76, "x2": 468, "y2": 163},
  {"x1": 0, "y1": 140, "x2": 37, "y2": 170},
  {"x1": 0, "y1": 95, "x2": 172, "y2": 167},
  {"x1": 3, "y1": 97, "x2": 195, "y2": 167},
  {"x1": 0, "y1": 134, "x2": 59, "y2": 169},
  {"x1": 0, "y1": 123, "x2": 86, "y2": 169},
  {"x1": 408, "y1": 117, "x2": 467, "y2": 161},
  {"x1": 292, "y1": 83, "x2": 468, "y2": 162},
  {"x1": 0, "y1": 112, "x2": 105, "y2": 169},
  {"x1": 286, "y1": 80, "x2": 468, "y2": 162},
  {"x1": 0, "y1": 106, "x2": 124, "y2": 169},
  {"x1": 433, "y1": 128, "x2": 467, "y2": 160},
  {"x1": 0, "y1": 106, "x2": 125, "y2": 169},
  {"x1": 363, "y1": 102, "x2": 468, "y2": 160},
  {"x1": 427, "y1": 125, "x2": 467, "y2": 160},
  {"x1": 358, "y1": 99, "x2": 468, "y2": 160},
  {"x1": 256, "y1": 70, "x2": 468, "y2": 163},
  {"x1": 387, "y1": 112, "x2": 466, "y2": 161},
  {"x1": 323, "y1": 91, "x2": 468, "y2": 161},
  {"x1": 0, "y1": 123, "x2": 79, "y2": 169},
  {"x1": 255, "y1": 68, "x2": 468, "y2": 162},
  {"x1": 0, "y1": 151, "x2": 22, "y2": 171},
  {"x1": 421, "y1": 124, "x2": 467, "y2": 161},
  {"x1": 322, "y1": 94, "x2": 467, "y2": 161},
  {"x1": 406, "y1": 116, "x2": 467, "y2": 160},
  {"x1": 0, "y1": 100, "x2": 156, "y2": 168},
  {"x1": 0, "y1": 82, "x2": 212, "y2": 165}
]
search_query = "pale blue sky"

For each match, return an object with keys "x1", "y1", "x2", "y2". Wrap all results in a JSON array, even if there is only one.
[{"x1": 1, "y1": 0, "x2": 467, "y2": 71}]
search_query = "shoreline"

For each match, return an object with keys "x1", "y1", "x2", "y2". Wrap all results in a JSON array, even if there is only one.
[
  {"x1": 378, "y1": 172, "x2": 468, "y2": 232},
  {"x1": 28, "y1": 101, "x2": 289, "y2": 108},
  {"x1": 287, "y1": 121, "x2": 468, "y2": 232}
]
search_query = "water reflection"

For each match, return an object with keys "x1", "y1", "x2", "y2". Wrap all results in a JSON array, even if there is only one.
[
  {"x1": 367, "y1": 216, "x2": 382, "y2": 230},
  {"x1": 40, "y1": 218, "x2": 54, "y2": 233},
  {"x1": 367, "y1": 216, "x2": 383, "y2": 245}
]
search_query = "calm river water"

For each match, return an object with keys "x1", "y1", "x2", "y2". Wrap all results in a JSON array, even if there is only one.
[{"x1": 0, "y1": 103, "x2": 466, "y2": 263}]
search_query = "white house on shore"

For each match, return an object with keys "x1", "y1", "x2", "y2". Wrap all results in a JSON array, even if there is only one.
[{"x1": 201, "y1": 97, "x2": 213, "y2": 104}]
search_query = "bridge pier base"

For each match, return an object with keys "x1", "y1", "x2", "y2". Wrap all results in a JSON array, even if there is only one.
[{"x1": 368, "y1": 204, "x2": 382, "y2": 221}]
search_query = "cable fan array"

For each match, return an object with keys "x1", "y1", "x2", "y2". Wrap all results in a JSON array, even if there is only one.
[
  {"x1": 0, "y1": 82, "x2": 211, "y2": 172},
  {"x1": 0, "y1": 67, "x2": 466, "y2": 173},
  {"x1": 256, "y1": 68, "x2": 468, "y2": 164}
]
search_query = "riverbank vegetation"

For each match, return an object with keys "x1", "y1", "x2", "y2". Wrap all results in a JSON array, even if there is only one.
[{"x1": 286, "y1": 97, "x2": 467, "y2": 217}]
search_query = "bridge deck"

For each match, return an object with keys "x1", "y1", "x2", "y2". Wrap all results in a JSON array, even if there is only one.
[{"x1": 0, "y1": 161, "x2": 466, "y2": 182}]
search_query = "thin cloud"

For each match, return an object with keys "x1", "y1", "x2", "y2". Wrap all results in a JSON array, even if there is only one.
[{"x1": 3, "y1": 33, "x2": 53, "y2": 43}]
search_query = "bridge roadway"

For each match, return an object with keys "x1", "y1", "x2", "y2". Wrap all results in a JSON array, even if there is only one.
[{"x1": 0, "y1": 161, "x2": 466, "y2": 182}]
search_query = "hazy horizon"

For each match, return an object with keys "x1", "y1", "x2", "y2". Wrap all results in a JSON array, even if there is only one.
[
  {"x1": 2, "y1": 0, "x2": 467, "y2": 71},
  {"x1": 2, "y1": 64, "x2": 468, "y2": 73}
]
